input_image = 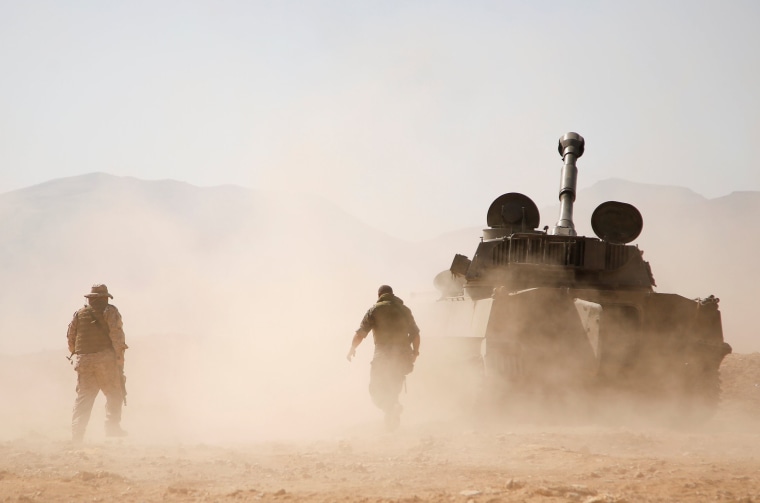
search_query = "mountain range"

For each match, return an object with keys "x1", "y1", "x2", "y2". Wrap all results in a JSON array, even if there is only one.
[{"x1": 0, "y1": 173, "x2": 757, "y2": 355}]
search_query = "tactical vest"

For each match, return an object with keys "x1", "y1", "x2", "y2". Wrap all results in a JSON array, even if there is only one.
[
  {"x1": 74, "y1": 307, "x2": 113, "y2": 354},
  {"x1": 371, "y1": 300, "x2": 412, "y2": 347}
]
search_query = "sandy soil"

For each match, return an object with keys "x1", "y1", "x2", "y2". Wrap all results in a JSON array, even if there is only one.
[{"x1": 1, "y1": 353, "x2": 758, "y2": 503}]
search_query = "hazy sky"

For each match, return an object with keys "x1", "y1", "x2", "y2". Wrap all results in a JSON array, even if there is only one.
[{"x1": 2, "y1": 0, "x2": 758, "y2": 240}]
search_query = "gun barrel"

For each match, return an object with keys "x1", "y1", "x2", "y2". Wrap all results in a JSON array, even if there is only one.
[{"x1": 551, "y1": 132, "x2": 585, "y2": 236}]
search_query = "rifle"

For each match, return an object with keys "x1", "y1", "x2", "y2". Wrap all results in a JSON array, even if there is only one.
[{"x1": 120, "y1": 371, "x2": 128, "y2": 406}]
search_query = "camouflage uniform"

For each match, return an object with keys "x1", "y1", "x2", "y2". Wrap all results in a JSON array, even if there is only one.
[
  {"x1": 67, "y1": 285, "x2": 127, "y2": 441},
  {"x1": 354, "y1": 292, "x2": 420, "y2": 423}
]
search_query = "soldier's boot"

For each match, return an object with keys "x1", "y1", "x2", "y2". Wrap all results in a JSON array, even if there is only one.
[
  {"x1": 104, "y1": 395, "x2": 126, "y2": 437},
  {"x1": 72, "y1": 429, "x2": 85, "y2": 444},
  {"x1": 105, "y1": 422, "x2": 128, "y2": 438}
]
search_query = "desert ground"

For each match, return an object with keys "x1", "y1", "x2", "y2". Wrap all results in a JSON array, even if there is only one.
[{"x1": 1, "y1": 353, "x2": 759, "y2": 503}]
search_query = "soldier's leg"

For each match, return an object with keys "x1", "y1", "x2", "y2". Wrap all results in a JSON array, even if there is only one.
[
  {"x1": 72, "y1": 367, "x2": 99, "y2": 442},
  {"x1": 389, "y1": 359, "x2": 407, "y2": 401},
  {"x1": 96, "y1": 356, "x2": 126, "y2": 436},
  {"x1": 384, "y1": 363, "x2": 406, "y2": 431},
  {"x1": 369, "y1": 359, "x2": 395, "y2": 412}
]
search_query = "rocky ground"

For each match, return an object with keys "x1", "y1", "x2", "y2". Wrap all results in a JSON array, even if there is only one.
[{"x1": 1, "y1": 353, "x2": 758, "y2": 503}]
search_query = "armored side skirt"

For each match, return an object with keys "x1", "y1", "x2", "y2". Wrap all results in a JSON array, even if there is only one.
[{"x1": 482, "y1": 287, "x2": 731, "y2": 415}]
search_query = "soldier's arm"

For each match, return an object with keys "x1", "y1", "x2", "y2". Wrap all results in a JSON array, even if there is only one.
[
  {"x1": 406, "y1": 308, "x2": 421, "y2": 356},
  {"x1": 347, "y1": 310, "x2": 372, "y2": 361},
  {"x1": 104, "y1": 306, "x2": 128, "y2": 358},
  {"x1": 349, "y1": 331, "x2": 365, "y2": 350},
  {"x1": 410, "y1": 332, "x2": 420, "y2": 356},
  {"x1": 66, "y1": 312, "x2": 78, "y2": 354}
]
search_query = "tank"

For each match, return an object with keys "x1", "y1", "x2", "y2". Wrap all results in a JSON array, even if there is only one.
[{"x1": 418, "y1": 132, "x2": 731, "y2": 423}]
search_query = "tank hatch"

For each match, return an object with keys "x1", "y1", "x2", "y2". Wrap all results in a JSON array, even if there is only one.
[
  {"x1": 591, "y1": 201, "x2": 643, "y2": 244},
  {"x1": 484, "y1": 193, "x2": 540, "y2": 239}
]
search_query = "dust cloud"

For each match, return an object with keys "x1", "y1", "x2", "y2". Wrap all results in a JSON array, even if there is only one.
[
  {"x1": 0, "y1": 179, "x2": 449, "y2": 444},
  {"x1": 2, "y1": 193, "x2": 760, "y2": 502},
  {"x1": 0, "y1": 265, "x2": 401, "y2": 444},
  {"x1": 1, "y1": 179, "x2": 758, "y2": 447}
]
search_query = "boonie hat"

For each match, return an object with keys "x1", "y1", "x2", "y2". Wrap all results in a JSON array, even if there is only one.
[{"x1": 84, "y1": 284, "x2": 113, "y2": 299}]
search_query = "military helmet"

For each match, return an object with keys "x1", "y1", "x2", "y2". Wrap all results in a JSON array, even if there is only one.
[{"x1": 84, "y1": 284, "x2": 113, "y2": 299}]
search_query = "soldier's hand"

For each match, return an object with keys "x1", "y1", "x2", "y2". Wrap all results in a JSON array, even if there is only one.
[{"x1": 346, "y1": 347, "x2": 356, "y2": 362}]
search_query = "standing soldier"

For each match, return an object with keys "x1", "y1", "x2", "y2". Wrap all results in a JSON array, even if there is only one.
[
  {"x1": 347, "y1": 285, "x2": 420, "y2": 430},
  {"x1": 67, "y1": 284, "x2": 128, "y2": 442}
]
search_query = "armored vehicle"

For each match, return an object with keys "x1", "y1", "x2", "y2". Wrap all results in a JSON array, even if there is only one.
[{"x1": 421, "y1": 132, "x2": 731, "y2": 422}]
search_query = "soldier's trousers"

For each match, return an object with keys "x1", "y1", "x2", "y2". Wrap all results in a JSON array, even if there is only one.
[
  {"x1": 72, "y1": 351, "x2": 124, "y2": 439},
  {"x1": 368, "y1": 355, "x2": 406, "y2": 413}
]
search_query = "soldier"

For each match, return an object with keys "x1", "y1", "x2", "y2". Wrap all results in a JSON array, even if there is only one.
[
  {"x1": 347, "y1": 285, "x2": 420, "y2": 430},
  {"x1": 67, "y1": 284, "x2": 128, "y2": 442}
]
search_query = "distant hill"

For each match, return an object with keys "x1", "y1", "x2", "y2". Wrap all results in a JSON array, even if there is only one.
[{"x1": 0, "y1": 173, "x2": 757, "y2": 354}]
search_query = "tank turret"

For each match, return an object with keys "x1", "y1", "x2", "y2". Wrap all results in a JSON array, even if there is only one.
[{"x1": 454, "y1": 132, "x2": 653, "y2": 300}]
